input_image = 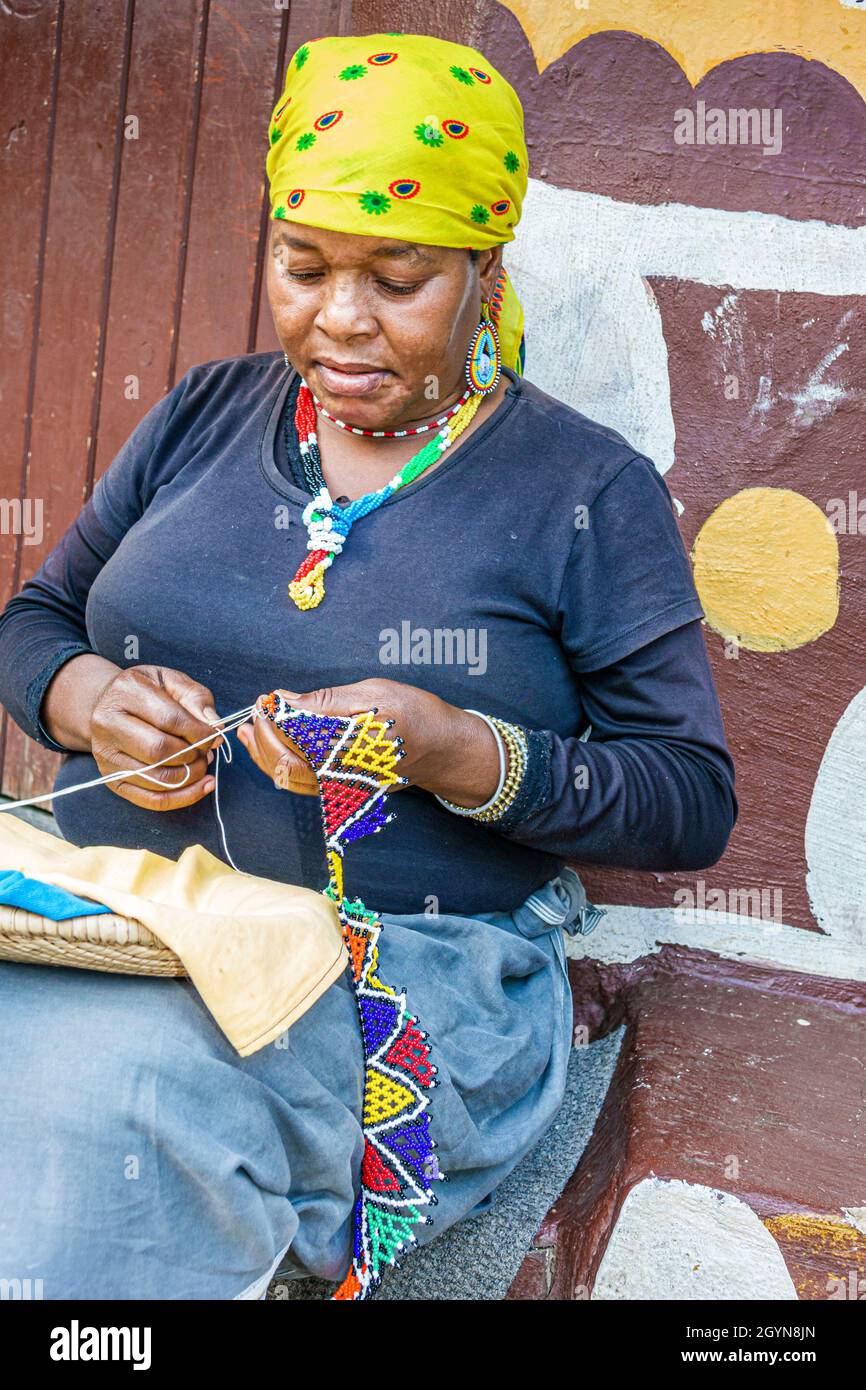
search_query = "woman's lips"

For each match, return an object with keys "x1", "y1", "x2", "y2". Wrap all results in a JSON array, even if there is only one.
[{"x1": 315, "y1": 362, "x2": 388, "y2": 397}]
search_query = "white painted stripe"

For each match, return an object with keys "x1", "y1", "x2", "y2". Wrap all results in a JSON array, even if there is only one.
[
  {"x1": 593, "y1": 1178, "x2": 798, "y2": 1301},
  {"x1": 806, "y1": 684, "x2": 866, "y2": 948},
  {"x1": 844, "y1": 1207, "x2": 866, "y2": 1235},
  {"x1": 506, "y1": 183, "x2": 866, "y2": 473},
  {"x1": 563, "y1": 904, "x2": 866, "y2": 985}
]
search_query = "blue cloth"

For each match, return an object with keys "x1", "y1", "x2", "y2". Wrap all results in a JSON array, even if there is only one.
[
  {"x1": 0, "y1": 869, "x2": 110, "y2": 919},
  {"x1": 0, "y1": 871, "x2": 584, "y2": 1300},
  {"x1": 0, "y1": 352, "x2": 736, "y2": 916}
]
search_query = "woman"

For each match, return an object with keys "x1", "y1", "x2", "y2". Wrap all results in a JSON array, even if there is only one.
[{"x1": 0, "y1": 33, "x2": 735, "y2": 1299}]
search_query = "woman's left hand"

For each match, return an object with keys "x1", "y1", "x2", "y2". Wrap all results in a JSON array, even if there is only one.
[{"x1": 236, "y1": 678, "x2": 501, "y2": 808}]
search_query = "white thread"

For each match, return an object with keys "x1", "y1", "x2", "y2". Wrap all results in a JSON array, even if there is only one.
[
  {"x1": 212, "y1": 726, "x2": 241, "y2": 871},
  {"x1": 0, "y1": 697, "x2": 328, "y2": 877},
  {"x1": 205, "y1": 706, "x2": 263, "y2": 873},
  {"x1": 211, "y1": 700, "x2": 323, "y2": 871},
  {"x1": 0, "y1": 706, "x2": 258, "y2": 814}
]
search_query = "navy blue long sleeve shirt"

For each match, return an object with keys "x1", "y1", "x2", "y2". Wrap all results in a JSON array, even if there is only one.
[{"x1": 0, "y1": 352, "x2": 736, "y2": 915}]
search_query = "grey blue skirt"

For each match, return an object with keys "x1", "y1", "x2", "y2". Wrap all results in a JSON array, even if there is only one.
[{"x1": 0, "y1": 870, "x2": 586, "y2": 1299}]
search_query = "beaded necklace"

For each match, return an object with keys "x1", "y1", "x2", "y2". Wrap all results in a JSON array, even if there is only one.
[
  {"x1": 313, "y1": 387, "x2": 471, "y2": 438},
  {"x1": 288, "y1": 382, "x2": 482, "y2": 611},
  {"x1": 259, "y1": 693, "x2": 444, "y2": 1300}
]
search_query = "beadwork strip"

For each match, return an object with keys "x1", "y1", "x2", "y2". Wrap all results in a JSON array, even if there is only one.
[{"x1": 259, "y1": 693, "x2": 445, "y2": 1300}]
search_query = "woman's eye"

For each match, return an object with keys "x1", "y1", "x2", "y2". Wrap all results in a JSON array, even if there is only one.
[
  {"x1": 378, "y1": 280, "x2": 420, "y2": 296},
  {"x1": 283, "y1": 271, "x2": 419, "y2": 294}
]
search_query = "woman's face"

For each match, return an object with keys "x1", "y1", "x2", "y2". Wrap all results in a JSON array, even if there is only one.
[{"x1": 267, "y1": 220, "x2": 501, "y2": 429}]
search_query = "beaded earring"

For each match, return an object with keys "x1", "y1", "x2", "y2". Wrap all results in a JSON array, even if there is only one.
[
  {"x1": 283, "y1": 351, "x2": 291, "y2": 370},
  {"x1": 465, "y1": 299, "x2": 501, "y2": 396}
]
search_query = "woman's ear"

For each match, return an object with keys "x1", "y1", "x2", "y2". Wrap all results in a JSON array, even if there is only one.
[{"x1": 477, "y1": 245, "x2": 504, "y2": 303}]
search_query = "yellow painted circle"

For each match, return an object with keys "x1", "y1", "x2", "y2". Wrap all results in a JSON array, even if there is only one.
[{"x1": 692, "y1": 487, "x2": 839, "y2": 652}]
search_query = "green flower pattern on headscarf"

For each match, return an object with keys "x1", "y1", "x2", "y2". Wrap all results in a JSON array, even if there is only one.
[
  {"x1": 359, "y1": 190, "x2": 391, "y2": 216},
  {"x1": 414, "y1": 121, "x2": 444, "y2": 148}
]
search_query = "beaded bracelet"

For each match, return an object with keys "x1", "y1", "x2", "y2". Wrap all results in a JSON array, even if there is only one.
[{"x1": 435, "y1": 710, "x2": 529, "y2": 824}]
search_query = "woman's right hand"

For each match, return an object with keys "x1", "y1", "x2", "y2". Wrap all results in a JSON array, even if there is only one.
[{"x1": 88, "y1": 664, "x2": 224, "y2": 811}]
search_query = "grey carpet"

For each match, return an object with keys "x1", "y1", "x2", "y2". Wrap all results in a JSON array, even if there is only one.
[{"x1": 268, "y1": 1024, "x2": 625, "y2": 1301}]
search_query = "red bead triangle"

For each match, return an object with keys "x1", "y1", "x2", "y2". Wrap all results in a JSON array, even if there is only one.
[
  {"x1": 321, "y1": 779, "x2": 371, "y2": 835},
  {"x1": 361, "y1": 1140, "x2": 401, "y2": 1193}
]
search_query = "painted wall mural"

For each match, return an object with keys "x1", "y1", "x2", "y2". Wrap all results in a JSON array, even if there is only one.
[
  {"x1": 356, "y1": 0, "x2": 866, "y2": 953},
  {"x1": 501, "y1": 0, "x2": 866, "y2": 114}
]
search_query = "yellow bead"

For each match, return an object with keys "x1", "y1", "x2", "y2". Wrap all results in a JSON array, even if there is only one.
[{"x1": 289, "y1": 561, "x2": 328, "y2": 610}]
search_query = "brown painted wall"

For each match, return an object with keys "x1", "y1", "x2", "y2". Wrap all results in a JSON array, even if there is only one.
[{"x1": 0, "y1": 0, "x2": 350, "y2": 798}]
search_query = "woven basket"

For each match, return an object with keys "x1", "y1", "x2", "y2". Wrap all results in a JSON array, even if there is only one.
[{"x1": 0, "y1": 902, "x2": 185, "y2": 976}]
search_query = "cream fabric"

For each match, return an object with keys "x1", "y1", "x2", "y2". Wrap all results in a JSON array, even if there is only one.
[{"x1": 0, "y1": 815, "x2": 346, "y2": 1057}]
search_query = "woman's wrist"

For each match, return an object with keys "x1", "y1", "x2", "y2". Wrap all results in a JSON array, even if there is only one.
[
  {"x1": 417, "y1": 704, "x2": 502, "y2": 806},
  {"x1": 40, "y1": 653, "x2": 121, "y2": 753},
  {"x1": 414, "y1": 701, "x2": 531, "y2": 825},
  {"x1": 435, "y1": 713, "x2": 529, "y2": 822}
]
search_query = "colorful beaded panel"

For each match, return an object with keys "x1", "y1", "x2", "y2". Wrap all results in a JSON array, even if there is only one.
[{"x1": 259, "y1": 692, "x2": 445, "y2": 1300}]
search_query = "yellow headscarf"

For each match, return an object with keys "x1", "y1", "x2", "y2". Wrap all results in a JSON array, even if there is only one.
[{"x1": 265, "y1": 32, "x2": 527, "y2": 372}]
